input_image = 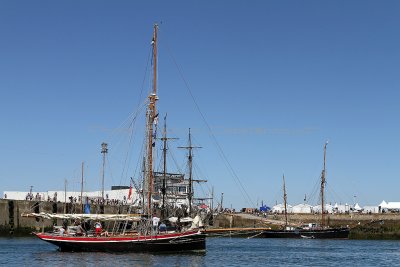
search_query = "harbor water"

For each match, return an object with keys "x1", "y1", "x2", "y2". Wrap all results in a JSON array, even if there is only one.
[{"x1": 1, "y1": 237, "x2": 399, "y2": 266}]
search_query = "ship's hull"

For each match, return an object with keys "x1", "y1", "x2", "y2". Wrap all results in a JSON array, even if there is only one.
[
  {"x1": 34, "y1": 231, "x2": 206, "y2": 252},
  {"x1": 261, "y1": 227, "x2": 349, "y2": 239}
]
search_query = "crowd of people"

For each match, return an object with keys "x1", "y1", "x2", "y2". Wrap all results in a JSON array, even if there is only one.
[
  {"x1": 25, "y1": 192, "x2": 44, "y2": 201},
  {"x1": 21, "y1": 192, "x2": 128, "y2": 206},
  {"x1": 56, "y1": 219, "x2": 109, "y2": 237}
]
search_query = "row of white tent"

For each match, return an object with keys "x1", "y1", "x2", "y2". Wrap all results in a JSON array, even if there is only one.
[{"x1": 271, "y1": 200, "x2": 400, "y2": 214}]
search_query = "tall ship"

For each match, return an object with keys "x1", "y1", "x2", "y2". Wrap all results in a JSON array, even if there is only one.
[
  {"x1": 25, "y1": 24, "x2": 206, "y2": 252},
  {"x1": 262, "y1": 142, "x2": 350, "y2": 239}
]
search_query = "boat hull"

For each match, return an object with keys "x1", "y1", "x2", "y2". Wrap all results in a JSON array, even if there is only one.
[
  {"x1": 34, "y1": 231, "x2": 206, "y2": 252},
  {"x1": 261, "y1": 227, "x2": 350, "y2": 239}
]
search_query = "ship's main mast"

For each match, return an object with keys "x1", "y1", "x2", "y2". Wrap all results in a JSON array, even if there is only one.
[{"x1": 146, "y1": 24, "x2": 158, "y2": 216}]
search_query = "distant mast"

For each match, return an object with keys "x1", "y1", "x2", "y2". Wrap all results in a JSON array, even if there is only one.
[
  {"x1": 145, "y1": 24, "x2": 159, "y2": 216},
  {"x1": 64, "y1": 179, "x2": 67, "y2": 214},
  {"x1": 320, "y1": 141, "x2": 328, "y2": 227},
  {"x1": 81, "y1": 161, "x2": 84, "y2": 212},
  {"x1": 283, "y1": 174, "x2": 288, "y2": 228}
]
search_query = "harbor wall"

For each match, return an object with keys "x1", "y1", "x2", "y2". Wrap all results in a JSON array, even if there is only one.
[
  {"x1": 0, "y1": 199, "x2": 130, "y2": 236},
  {"x1": 3, "y1": 199, "x2": 400, "y2": 239}
]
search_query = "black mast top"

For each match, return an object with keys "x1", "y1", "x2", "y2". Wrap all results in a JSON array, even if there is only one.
[{"x1": 178, "y1": 129, "x2": 202, "y2": 215}]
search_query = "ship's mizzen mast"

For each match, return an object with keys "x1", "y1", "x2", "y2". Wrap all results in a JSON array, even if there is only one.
[
  {"x1": 145, "y1": 24, "x2": 158, "y2": 216},
  {"x1": 160, "y1": 114, "x2": 178, "y2": 219},
  {"x1": 320, "y1": 141, "x2": 328, "y2": 227}
]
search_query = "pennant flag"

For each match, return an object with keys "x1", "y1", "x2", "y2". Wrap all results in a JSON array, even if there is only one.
[{"x1": 128, "y1": 183, "x2": 132, "y2": 200}]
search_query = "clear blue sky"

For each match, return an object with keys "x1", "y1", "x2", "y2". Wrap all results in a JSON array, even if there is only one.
[{"x1": 1, "y1": 1, "x2": 399, "y2": 209}]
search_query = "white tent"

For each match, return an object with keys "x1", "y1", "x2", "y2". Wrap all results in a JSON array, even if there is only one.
[
  {"x1": 333, "y1": 203, "x2": 350, "y2": 213},
  {"x1": 377, "y1": 200, "x2": 400, "y2": 213},
  {"x1": 353, "y1": 203, "x2": 362, "y2": 212},
  {"x1": 379, "y1": 200, "x2": 388, "y2": 209},
  {"x1": 313, "y1": 204, "x2": 334, "y2": 214},
  {"x1": 292, "y1": 203, "x2": 313, "y2": 214},
  {"x1": 363, "y1": 206, "x2": 379, "y2": 214},
  {"x1": 387, "y1": 202, "x2": 400, "y2": 210},
  {"x1": 272, "y1": 203, "x2": 293, "y2": 213}
]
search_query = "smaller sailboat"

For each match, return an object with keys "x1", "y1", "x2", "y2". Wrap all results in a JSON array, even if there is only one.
[{"x1": 262, "y1": 142, "x2": 350, "y2": 239}]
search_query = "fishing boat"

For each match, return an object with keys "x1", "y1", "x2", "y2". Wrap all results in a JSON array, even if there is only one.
[
  {"x1": 25, "y1": 24, "x2": 206, "y2": 252},
  {"x1": 262, "y1": 142, "x2": 350, "y2": 239},
  {"x1": 261, "y1": 225, "x2": 350, "y2": 239}
]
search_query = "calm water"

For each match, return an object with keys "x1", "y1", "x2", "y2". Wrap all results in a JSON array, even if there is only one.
[{"x1": 1, "y1": 237, "x2": 400, "y2": 266}]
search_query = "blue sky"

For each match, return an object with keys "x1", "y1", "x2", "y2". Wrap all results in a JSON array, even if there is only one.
[{"x1": 0, "y1": 1, "x2": 399, "y2": 209}]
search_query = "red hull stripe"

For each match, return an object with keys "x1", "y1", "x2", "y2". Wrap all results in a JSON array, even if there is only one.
[{"x1": 36, "y1": 231, "x2": 200, "y2": 243}]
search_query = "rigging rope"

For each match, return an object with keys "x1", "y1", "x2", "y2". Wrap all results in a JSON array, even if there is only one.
[{"x1": 163, "y1": 39, "x2": 255, "y2": 209}]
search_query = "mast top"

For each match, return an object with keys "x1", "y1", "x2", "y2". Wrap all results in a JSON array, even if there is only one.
[{"x1": 151, "y1": 24, "x2": 158, "y2": 96}]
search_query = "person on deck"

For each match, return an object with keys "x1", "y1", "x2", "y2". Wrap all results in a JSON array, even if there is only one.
[
  {"x1": 176, "y1": 219, "x2": 182, "y2": 232},
  {"x1": 59, "y1": 226, "x2": 65, "y2": 236},
  {"x1": 95, "y1": 221, "x2": 102, "y2": 236},
  {"x1": 76, "y1": 224, "x2": 84, "y2": 236},
  {"x1": 152, "y1": 215, "x2": 160, "y2": 233},
  {"x1": 159, "y1": 222, "x2": 167, "y2": 233},
  {"x1": 62, "y1": 219, "x2": 68, "y2": 230}
]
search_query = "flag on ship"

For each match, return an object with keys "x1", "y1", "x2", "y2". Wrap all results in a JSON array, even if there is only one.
[{"x1": 128, "y1": 183, "x2": 132, "y2": 200}]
